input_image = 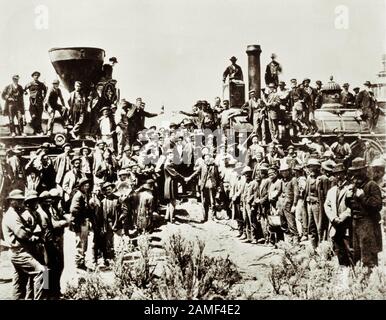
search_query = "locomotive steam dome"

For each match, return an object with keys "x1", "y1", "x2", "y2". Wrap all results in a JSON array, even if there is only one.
[
  {"x1": 321, "y1": 76, "x2": 342, "y2": 92},
  {"x1": 320, "y1": 76, "x2": 342, "y2": 109}
]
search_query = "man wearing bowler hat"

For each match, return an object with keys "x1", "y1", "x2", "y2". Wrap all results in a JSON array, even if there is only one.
[
  {"x1": 1, "y1": 75, "x2": 26, "y2": 137},
  {"x1": 24, "y1": 71, "x2": 47, "y2": 135},
  {"x1": 223, "y1": 56, "x2": 243, "y2": 83},
  {"x1": 355, "y1": 81, "x2": 378, "y2": 133},
  {"x1": 324, "y1": 163, "x2": 353, "y2": 266},
  {"x1": 70, "y1": 177, "x2": 92, "y2": 270},
  {"x1": 346, "y1": 157, "x2": 382, "y2": 268}
]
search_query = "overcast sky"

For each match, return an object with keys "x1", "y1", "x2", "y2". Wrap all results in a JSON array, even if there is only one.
[{"x1": 0, "y1": 0, "x2": 385, "y2": 116}]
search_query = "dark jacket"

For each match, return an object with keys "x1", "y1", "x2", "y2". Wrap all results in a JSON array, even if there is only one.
[{"x1": 1, "y1": 84, "x2": 25, "y2": 116}]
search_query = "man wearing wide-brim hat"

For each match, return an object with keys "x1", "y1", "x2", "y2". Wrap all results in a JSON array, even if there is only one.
[
  {"x1": 323, "y1": 162, "x2": 353, "y2": 266},
  {"x1": 278, "y1": 162, "x2": 299, "y2": 243},
  {"x1": 223, "y1": 56, "x2": 244, "y2": 84},
  {"x1": 69, "y1": 177, "x2": 92, "y2": 270},
  {"x1": 62, "y1": 156, "x2": 87, "y2": 206},
  {"x1": 96, "y1": 180, "x2": 123, "y2": 265},
  {"x1": 355, "y1": 80, "x2": 378, "y2": 133},
  {"x1": 240, "y1": 166, "x2": 258, "y2": 243},
  {"x1": 2, "y1": 189, "x2": 47, "y2": 299},
  {"x1": 304, "y1": 158, "x2": 324, "y2": 248},
  {"x1": 346, "y1": 157, "x2": 383, "y2": 268},
  {"x1": 25, "y1": 70, "x2": 47, "y2": 135}
]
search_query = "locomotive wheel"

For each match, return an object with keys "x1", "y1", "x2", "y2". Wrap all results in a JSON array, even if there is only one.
[
  {"x1": 350, "y1": 138, "x2": 384, "y2": 159},
  {"x1": 54, "y1": 133, "x2": 67, "y2": 147}
]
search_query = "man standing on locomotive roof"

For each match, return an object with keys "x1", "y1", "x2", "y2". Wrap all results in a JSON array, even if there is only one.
[
  {"x1": 24, "y1": 71, "x2": 47, "y2": 135},
  {"x1": 264, "y1": 53, "x2": 282, "y2": 87},
  {"x1": 356, "y1": 81, "x2": 378, "y2": 134},
  {"x1": 1, "y1": 75, "x2": 26, "y2": 137},
  {"x1": 223, "y1": 56, "x2": 244, "y2": 83}
]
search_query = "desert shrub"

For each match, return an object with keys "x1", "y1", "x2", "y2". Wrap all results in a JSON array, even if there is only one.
[
  {"x1": 155, "y1": 232, "x2": 242, "y2": 299},
  {"x1": 63, "y1": 271, "x2": 116, "y2": 300},
  {"x1": 113, "y1": 235, "x2": 158, "y2": 299},
  {"x1": 64, "y1": 232, "x2": 242, "y2": 300},
  {"x1": 267, "y1": 240, "x2": 386, "y2": 300}
]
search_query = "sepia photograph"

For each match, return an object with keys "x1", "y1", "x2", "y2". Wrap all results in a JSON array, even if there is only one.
[{"x1": 0, "y1": 0, "x2": 385, "y2": 306}]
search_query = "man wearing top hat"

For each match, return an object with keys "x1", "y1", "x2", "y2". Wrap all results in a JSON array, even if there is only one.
[
  {"x1": 70, "y1": 177, "x2": 92, "y2": 270},
  {"x1": 264, "y1": 53, "x2": 282, "y2": 87},
  {"x1": 24, "y1": 71, "x2": 47, "y2": 135},
  {"x1": 340, "y1": 83, "x2": 355, "y2": 108},
  {"x1": 324, "y1": 163, "x2": 353, "y2": 266},
  {"x1": 44, "y1": 79, "x2": 67, "y2": 136},
  {"x1": 223, "y1": 56, "x2": 243, "y2": 83},
  {"x1": 346, "y1": 157, "x2": 382, "y2": 268},
  {"x1": 355, "y1": 81, "x2": 378, "y2": 133},
  {"x1": 2, "y1": 75, "x2": 26, "y2": 137}
]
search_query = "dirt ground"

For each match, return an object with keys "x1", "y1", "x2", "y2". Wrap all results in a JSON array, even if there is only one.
[{"x1": 0, "y1": 199, "x2": 284, "y2": 299}]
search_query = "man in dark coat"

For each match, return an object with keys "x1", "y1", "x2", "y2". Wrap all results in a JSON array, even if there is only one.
[
  {"x1": 340, "y1": 83, "x2": 355, "y2": 108},
  {"x1": 264, "y1": 54, "x2": 282, "y2": 87},
  {"x1": 355, "y1": 81, "x2": 378, "y2": 133},
  {"x1": 70, "y1": 178, "x2": 92, "y2": 270},
  {"x1": 187, "y1": 154, "x2": 220, "y2": 222},
  {"x1": 346, "y1": 158, "x2": 383, "y2": 268},
  {"x1": 223, "y1": 56, "x2": 243, "y2": 83},
  {"x1": 1, "y1": 75, "x2": 25, "y2": 136},
  {"x1": 24, "y1": 71, "x2": 47, "y2": 135}
]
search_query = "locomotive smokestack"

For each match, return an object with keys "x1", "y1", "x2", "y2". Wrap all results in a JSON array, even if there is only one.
[{"x1": 246, "y1": 45, "x2": 262, "y2": 98}]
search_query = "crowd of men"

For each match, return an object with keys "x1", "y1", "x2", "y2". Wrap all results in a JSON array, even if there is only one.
[{"x1": 0, "y1": 56, "x2": 385, "y2": 300}]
